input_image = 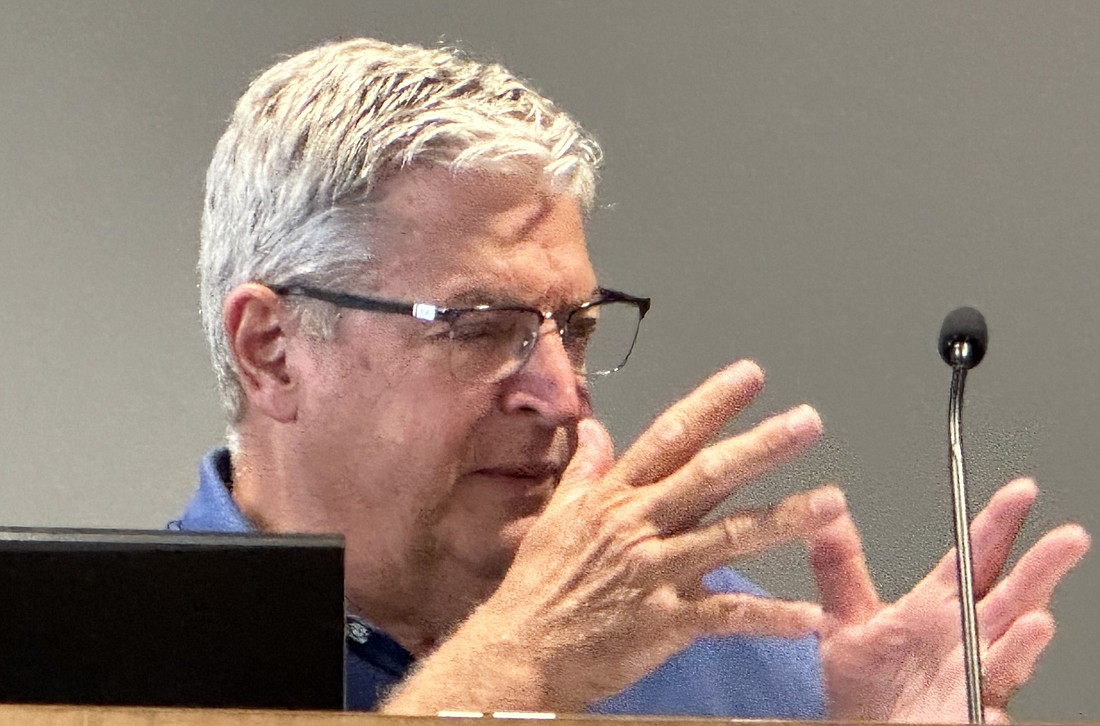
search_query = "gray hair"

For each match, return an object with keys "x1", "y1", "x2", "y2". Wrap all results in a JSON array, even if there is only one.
[{"x1": 199, "y1": 38, "x2": 603, "y2": 423}]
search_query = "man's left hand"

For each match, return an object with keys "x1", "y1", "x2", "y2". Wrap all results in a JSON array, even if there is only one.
[{"x1": 809, "y1": 478, "x2": 1089, "y2": 723}]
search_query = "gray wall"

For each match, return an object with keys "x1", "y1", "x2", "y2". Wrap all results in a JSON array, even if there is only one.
[{"x1": 0, "y1": 1, "x2": 1096, "y2": 719}]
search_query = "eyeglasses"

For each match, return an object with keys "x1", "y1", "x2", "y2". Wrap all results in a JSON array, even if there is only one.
[{"x1": 272, "y1": 284, "x2": 650, "y2": 383}]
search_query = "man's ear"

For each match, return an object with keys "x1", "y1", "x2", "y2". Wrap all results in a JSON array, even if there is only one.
[{"x1": 223, "y1": 283, "x2": 299, "y2": 423}]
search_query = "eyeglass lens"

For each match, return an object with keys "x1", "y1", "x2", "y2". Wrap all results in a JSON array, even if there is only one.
[{"x1": 446, "y1": 301, "x2": 642, "y2": 383}]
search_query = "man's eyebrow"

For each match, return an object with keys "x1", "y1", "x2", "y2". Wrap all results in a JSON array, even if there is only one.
[
  {"x1": 439, "y1": 289, "x2": 509, "y2": 307},
  {"x1": 443, "y1": 287, "x2": 602, "y2": 308}
]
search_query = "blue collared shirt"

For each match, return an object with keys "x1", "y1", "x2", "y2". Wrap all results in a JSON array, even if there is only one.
[{"x1": 170, "y1": 449, "x2": 825, "y2": 717}]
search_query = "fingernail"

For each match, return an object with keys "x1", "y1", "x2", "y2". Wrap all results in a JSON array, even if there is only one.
[
  {"x1": 722, "y1": 360, "x2": 764, "y2": 391},
  {"x1": 1012, "y1": 477, "x2": 1039, "y2": 498},
  {"x1": 786, "y1": 405, "x2": 822, "y2": 440},
  {"x1": 789, "y1": 603, "x2": 824, "y2": 637},
  {"x1": 811, "y1": 485, "x2": 846, "y2": 520}
]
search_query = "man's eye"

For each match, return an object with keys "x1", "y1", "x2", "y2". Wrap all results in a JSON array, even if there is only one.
[
  {"x1": 566, "y1": 316, "x2": 598, "y2": 342},
  {"x1": 448, "y1": 315, "x2": 516, "y2": 342},
  {"x1": 449, "y1": 323, "x2": 499, "y2": 341}
]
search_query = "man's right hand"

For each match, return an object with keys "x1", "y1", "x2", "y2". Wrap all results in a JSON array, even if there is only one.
[{"x1": 383, "y1": 360, "x2": 842, "y2": 714}]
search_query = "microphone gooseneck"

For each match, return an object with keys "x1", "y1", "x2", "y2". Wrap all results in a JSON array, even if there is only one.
[{"x1": 939, "y1": 306, "x2": 988, "y2": 724}]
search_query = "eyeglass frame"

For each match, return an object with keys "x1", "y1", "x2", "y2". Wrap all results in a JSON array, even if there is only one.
[{"x1": 270, "y1": 284, "x2": 651, "y2": 379}]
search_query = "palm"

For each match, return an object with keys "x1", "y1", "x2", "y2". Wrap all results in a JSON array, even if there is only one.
[
  {"x1": 820, "y1": 578, "x2": 984, "y2": 722},
  {"x1": 810, "y1": 479, "x2": 1089, "y2": 723}
]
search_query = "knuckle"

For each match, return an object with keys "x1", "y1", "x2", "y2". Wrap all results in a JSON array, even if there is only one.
[
  {"x1": 696, "y1": 447, "x2": 731, "y2": 484},
  {"x1": 724, "y1": 597, "x2": 764, "y2": 626},
  {"x1": 699, "y1": 595, "x2": 760, "y2": 634},
  {"x1": 596, "y1": 495, "x2": 649, "y2": 541},
  {"x1": 645, "y1": 583, "x2": 680, "y2": 612},
  {"x1": 599, "y1": 507, "x2": 637, "y2": 540},
  {"x1": 756, "y1": 426, "x2": 789, "y2": 459},
  {"x1": 763, "y1": 498, "x2": 800, "y2": 534},
  {"x1": 622, "y1": 539, "x2": 662, "y2": 573},
  {"x1": 653, "y1": 411, "x2": 687, "y2": 444},
  {"x1": 720, "y1": 516, "x2": 752, "y2": 548},
  {"x1": 723, "y1": 597, "x2": 748, "y2": 620}
]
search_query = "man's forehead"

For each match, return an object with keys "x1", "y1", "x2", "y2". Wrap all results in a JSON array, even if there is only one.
[
  {"x1": 367, "y1": 167, "x2": 597, "y2": 305},
  {"x1": 385, "y1": 251, "x2": 599, "y2": 308},
  {"x1": 372, "y1": 167, "x2": 581, "y2": 243}
]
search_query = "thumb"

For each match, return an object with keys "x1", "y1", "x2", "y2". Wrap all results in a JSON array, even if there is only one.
[{"x1": 556, "y1": 418, "x2": 615, "y2": 497}]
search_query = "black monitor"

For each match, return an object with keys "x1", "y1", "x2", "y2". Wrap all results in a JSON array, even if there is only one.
[{"x1": 0, "y1": 527, "x2": 345, "y2": 710}]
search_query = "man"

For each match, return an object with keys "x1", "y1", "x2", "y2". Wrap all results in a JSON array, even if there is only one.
[{"x1": 173, "y1": 38, "x2": 1089, "y2": 720}]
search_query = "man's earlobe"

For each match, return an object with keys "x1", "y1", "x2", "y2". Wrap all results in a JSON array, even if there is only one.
[{"x1": 223, "y1": 283, "x2": 298, "y2": 423}]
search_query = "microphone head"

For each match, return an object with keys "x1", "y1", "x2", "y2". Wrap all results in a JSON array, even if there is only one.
[{"x1": 938, "y1": 307, "x2": 988, "y2": 369}]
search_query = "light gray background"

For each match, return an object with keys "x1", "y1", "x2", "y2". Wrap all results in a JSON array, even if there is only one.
[{"x1": 0, "y1": 1, "x2": 1096, "y2": 720}]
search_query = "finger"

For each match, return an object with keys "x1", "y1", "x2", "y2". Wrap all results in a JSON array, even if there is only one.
[
  {"x1": 982, "y1": 610, "x2": 1055, "y2": 709},
  {"x1": 978, "y1": 523, "x2": 1089, "y2": 642},
  {"x1": 929, "y1": 478, "x2": 1038, "y2": 596},
  {"x1": 660, "y1": 486, "x2": 847, "y2": 582},
  {"x1": 694, "y1": 592, "x2": 823, "y2": 639},
  {"x1": 806, "y1": 499, "x2": 880, "y2": 625},
  {"x1": 644, "y1": 404, "x2": 822, "y2": 532},
  {"x1": 613, "y1": 360, "x2": 766, "y2": 486},
  {"x1": 554, "y1": 417, "x2": 616, "y2": 501}
]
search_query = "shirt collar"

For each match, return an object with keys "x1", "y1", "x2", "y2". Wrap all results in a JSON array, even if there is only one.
[{"x1": 175, "y1": 448, "x2": 256, "y2": 533}]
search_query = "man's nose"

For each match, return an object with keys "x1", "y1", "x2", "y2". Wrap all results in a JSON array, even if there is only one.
[{"x1": 498, "y1": 321, "x2": 588, "y2": 425}]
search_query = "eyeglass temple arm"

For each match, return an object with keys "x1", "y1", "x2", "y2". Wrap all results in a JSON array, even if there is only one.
[
  {"x1": 597, "y1": 288, "x2": 651, "y2": 318},
  {"x1": 276, "y1": 284, "x2": 649, "y2": 323},
  {"x1": 273, "y1": 285, "x2": 425, "y2": 317}
]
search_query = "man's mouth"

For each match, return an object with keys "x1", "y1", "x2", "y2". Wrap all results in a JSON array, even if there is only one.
[{"x1": 469, "y1": 462, "x2": 562, "y2": 483}]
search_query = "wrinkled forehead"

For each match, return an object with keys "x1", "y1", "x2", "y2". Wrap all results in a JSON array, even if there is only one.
[{"x1": 366, "y1": 167, "x2": 598, "y2": 307}]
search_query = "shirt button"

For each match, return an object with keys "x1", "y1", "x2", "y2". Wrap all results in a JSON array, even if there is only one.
[{"x1": 346, "y1": 619, "x2": 372, "y2": 644}]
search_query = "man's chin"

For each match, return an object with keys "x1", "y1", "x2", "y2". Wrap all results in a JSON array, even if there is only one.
[
  {"x1": 499, "y1": 513, "x2": 539, "y2": 552},
  {"x1": 456, "y1": 514, "x2": 538, "y2": 582}
]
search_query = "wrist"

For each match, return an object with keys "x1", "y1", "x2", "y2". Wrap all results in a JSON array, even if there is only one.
[{"x1": 381, "y1": 603, "x2": 569, "y2": 715}]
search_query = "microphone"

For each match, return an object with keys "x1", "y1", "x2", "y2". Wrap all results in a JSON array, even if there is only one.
[
  {"x1": 938, "y1": 307, "x2": 989, "y2": 724},
  {"x1": 939, "y1": 306, "x2": 988, "y2": 370}
]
